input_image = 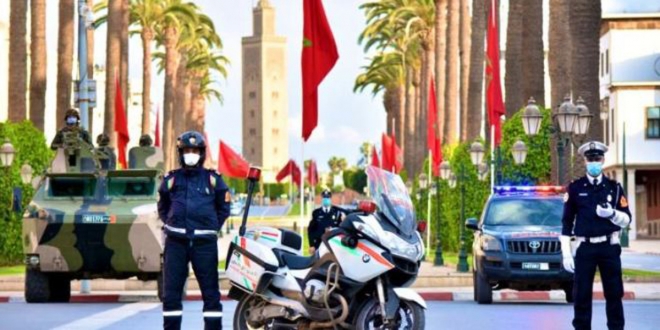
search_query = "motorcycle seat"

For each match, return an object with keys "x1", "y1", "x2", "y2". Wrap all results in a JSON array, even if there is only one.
[{"x1": 281, "y1": 253, "x2": 316, "y2": 270}]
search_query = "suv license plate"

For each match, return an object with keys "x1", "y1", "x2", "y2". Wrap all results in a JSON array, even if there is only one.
[{"x1": 522, "y1": 262, "x2": 549, "y2": 270}]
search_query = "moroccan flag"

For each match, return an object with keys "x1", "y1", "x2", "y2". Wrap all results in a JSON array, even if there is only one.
[
  {"x1": 154, "y1": 105, "x2": 160, "y2": 147},
  {"x1": 302, "y1": 0, "x2": 339, "y2": 141},
  {"x1": 370, "y1": 145, "x2": 380, "y2": 168},
  {"x1": 307, "y1": 160, "x2": 319, "y2": 186},
  {"x1": 381, "y1": 134, "x2": 394, "y2": 172},
  {"x1": 428, "y1": 76, "x2": 438, "y2": 152},
  {"x1": 393, "y1": 140, "x2": 403, "y2": 174},
  {"x1": 432, "y1": 138, "x2": 442, "y2": 177},
  {"x1": 114, "y1": 74, "x2": 130, "y2": 169},
  {"x1": 276, "y1": 160, "x2": 302, "y2": 187},
  {"x1": 218, "y1": 141, "x2": 249, "y2": 178},
  {"x1": 486, "y1": 0, "x2": 505, "y2": 145}
]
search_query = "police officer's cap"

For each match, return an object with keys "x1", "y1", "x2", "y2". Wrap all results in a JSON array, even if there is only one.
[
  {"x1": 577, "y1": 141, "x2": 608, "y2": 158},
  {"x1": 321, "y1": 189, "x2": 332, "y2": 198}
]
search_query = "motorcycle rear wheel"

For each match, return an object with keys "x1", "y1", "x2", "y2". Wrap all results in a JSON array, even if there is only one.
[
  {"x1": 233, "y1": 296, "x2": 267, "y2": 330},
  {"x1": 354, "y1": 298, "x2": 425, "y2": 330}
]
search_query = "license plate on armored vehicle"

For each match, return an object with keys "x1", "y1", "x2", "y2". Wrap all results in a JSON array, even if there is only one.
[
  {"x1": 81, "y1": 214, "x2": 112, "y2": 224},
  {"x1": 522, "y1": 262, "x2": 549, "y2": 270}
]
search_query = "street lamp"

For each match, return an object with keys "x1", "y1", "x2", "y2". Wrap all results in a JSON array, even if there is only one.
[
  {"x1": 440, "y1": 161, "x2": 452, "y2": 180},
  {"x1": 20, "y1": 164, "x2": 33, "y2": 184},
  {"x1": 418, "y1": 173, "x2": 430, "y2": 260},
  {"x1": 522, "y1": 97, "x2": 543, "y2": 136},
  {"x1": 511, "y1": 140, "x2": 528, "y2": 165},
  {"x1": 470, "y1": 142, "x2": 485, "y2": 167},
  {"x1": 0, "y1": 139, "x2": 16, "y2": 168},
  {"x1": 555, "y1": 95, "x2": 579, "y2": 134},
  {"x1": 477, "y1": 163, "x2": 489, "y2": 181},
  {"x1": 574, "y1": 97, "x2": 593, "y2": 136}
]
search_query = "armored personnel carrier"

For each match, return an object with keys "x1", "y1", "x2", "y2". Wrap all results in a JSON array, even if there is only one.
[{"x1": 22, "y1": 130, "x2": 165, "y2": 302}]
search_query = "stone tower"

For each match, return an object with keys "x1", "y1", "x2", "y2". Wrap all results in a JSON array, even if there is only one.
[{"x1": 242, "y1": 0, "x2": 289, "y2": 183}]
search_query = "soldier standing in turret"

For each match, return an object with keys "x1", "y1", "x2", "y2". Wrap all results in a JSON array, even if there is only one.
[{"x1": 50, "y1": 109, "x2": 92, "y2": 150}]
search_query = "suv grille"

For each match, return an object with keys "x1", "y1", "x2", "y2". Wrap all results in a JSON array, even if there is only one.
[{"x1": 506, "y1": 240, "x2": 561, "y2": 254}]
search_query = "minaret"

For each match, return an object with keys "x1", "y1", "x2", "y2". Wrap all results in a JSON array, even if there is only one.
[{"x1": 242, "y1": 0, "x2": 289, "y2": 183}]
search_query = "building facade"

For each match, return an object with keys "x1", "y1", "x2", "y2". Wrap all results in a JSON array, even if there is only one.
[
  {"x1": 242, "y1": 0, "x2": 289, "y2": 183},
  {"x1": 600, "y1": 10, "x2": 660, "y2": 239}
]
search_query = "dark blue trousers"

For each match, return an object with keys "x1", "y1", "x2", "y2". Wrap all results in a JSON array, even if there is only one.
[
  {"x1": 573, "y1": 242, "x2": 624, "y2": 330},
  {"x1": 163, "y1": 236, "x2": 222, "y2": 330}
]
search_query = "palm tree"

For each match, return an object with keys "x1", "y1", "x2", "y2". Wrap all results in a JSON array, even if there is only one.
[
  {"x1": 120, "y1": 0, "x2": 129, "y2": 111},
  {"x1": 504, "y1": 0, "x2": 523, "y2": 118},
  {"x1": 8, "y1": 0, "x2": 28, "y2": 122},
  {"x1": 57, "y1": 0, "x2": 75, "y2": 131},
  {"x1": 87, "y1": 0, "x2": 95, "y2": 130},
  {"x1": 459, "y1": 0, "x2": 471, "y2": 141},
  {"x1": 549, "y1": 0, "x2": 571, "y2": 184},
  {"x1": 435, "y1": 0, "x2": 447, "y2": 143},
  {"x1": 187, "y1": 49, "x2": 228, "y2": 132},
  {"x1": 466, "y1": 0, "x2": 488, "y2": 142},
  {"x1": 521, "y1": 0, "x2": 545, "y2": 107},
  {"x1": 104, "y1": 0, "x2": 121, "y2": 147},
  {"x1": 444, "y1": 0, "x2": 459, "y2": 144},
  {"x1": 29, "y1": 0, "x2": 47, "y2": 130}
]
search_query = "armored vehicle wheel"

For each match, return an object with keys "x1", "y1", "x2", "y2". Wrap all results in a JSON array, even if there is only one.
[
  {"x1": 25, "y1": 269, "x2": 50, "y2": 303},
  {"x1": 475, "y1": 271, "x2": 493, "y2": 304},
  {"x1": 48, "y1": 275, "x2": 71, "y2": 302}
]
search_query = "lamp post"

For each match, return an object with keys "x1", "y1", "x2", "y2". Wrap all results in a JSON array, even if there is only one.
[
  {"x1": 0, "y1": 139, "x2": 16, "y2": 168},
  {"x1": 418, "y1": 173, "x2": 431, "y2": 260}
]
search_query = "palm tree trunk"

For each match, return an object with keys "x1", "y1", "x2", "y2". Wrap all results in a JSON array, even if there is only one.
[
  {"x1": 163, "y1": 26, "x2": 180, "y2": 170},
  {"x1": 413, "y1": 67, "x2": 423, "y2": 175},
  {"x1": 384, "y1": 87, "x2": 395, "y2": 136},
  {"x1": 174, "y1": 53, "x2": 188, "y2": 138},
  {"x1": 56, "y1": 0, "x2": 75, "y2": 131},
  {"x1": 8, "y1": 0, "x2": 28, "y2": 122},
  {"x1": 104, "y1": 0, "x2": 121, "y2": 147},
  {"x1": 504, "y1": 0, "x2": 523, "y2": 118},
  {"x1": 87, "y1": 0, "x2": 95, "y2": 133},
  {"x1": 549, "y1": 0, "x2": 572, "y2": 184},
  {"x1": 521, "y1": 0, "x2": 545, "y2": 107},
  {"x1": 396, "y1": 84, "x2": 405, "y2": 147},
  {"x1": 435, "y1": 0, "x2": 447, "y2": 144},
  {"x1": 189, "y1": 73, "x2": 202, "y2": 132},
  {"x1": 120, "y1": 0, "x2": 129, "y2": 117},
  {"x1": 467, "y1": 0, "x2": 487, "y2": 142},
  {"x1": 404, "y1": 66, "x2": 415, "y2": 176},
  {"x1": 570, "y1": 0, "x2": 602, "y2": 179},
  {"x1": 459, "y1": 0, "x2": 471, "y2": 141},
  {"x1": 444, "y1": 0, "x2": 459, "y2": 145},
  {"x1": 141, "y1": 29, "x2": 153, "y2": 136},
  {"x1": 29, "y1": 0, "x2": 47, "y2": 130}
]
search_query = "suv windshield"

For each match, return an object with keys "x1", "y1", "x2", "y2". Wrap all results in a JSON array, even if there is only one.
[
  {"x1": 484, "y1": 198, "x2": 563, "y2": 226},
  {"x1": 366, "y1": 166, "x2": 415, "y2": 237}
]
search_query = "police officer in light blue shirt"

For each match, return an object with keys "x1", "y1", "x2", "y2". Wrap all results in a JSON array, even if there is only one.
[
  {"x1": 158, "y1": 131, "x2": 231, "y2": 330},
  {"x1": 561, "y1": 141, "x2": 631, "y2": 330}
]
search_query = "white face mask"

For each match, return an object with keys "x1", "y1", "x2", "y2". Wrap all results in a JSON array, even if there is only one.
[{"x1": 183, "y1": 153, "x2": 201, "y2": 166}]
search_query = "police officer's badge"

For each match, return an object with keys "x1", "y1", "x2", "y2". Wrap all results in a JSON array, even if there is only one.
[
  {"x1": 563, "y1": 192, "x2": 569, "y2": 203},
  {"x1": 189, "y1": 136, "x2": 197, "y2": 144},
  {"x1": 607, "y1": 194, "x2": 612, "y2": 203}
]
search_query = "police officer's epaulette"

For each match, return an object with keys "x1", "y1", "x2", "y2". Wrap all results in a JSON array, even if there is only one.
[
  {"x1": 205, "y1": 169, "x2": 220, "y2": 189},
  {"x1": 164, "y1": 171, "x2": 176, "y2": 190}
]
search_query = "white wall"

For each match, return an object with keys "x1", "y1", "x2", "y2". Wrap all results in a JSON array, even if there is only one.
[
  {"x1": 610, "y1": 30, "x2": 660, "y2": 83},
  {"x1": 0, "y1": 0, "x2": 9, "y2": 122}
]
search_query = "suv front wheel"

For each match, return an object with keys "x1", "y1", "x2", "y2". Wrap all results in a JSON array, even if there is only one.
[{"x1": 473, "y1": 270, "x2": 493, "y2": 304}]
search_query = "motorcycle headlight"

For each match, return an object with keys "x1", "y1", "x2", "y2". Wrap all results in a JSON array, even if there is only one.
[
  {"x1": 481, "y1": 234, "x2": 502, "y2": 251},
  {"x1": 382, "y1": 231, "x2": 422, "y2": 261}
]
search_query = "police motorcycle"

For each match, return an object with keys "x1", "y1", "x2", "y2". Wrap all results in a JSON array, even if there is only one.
[{"x1": 226, "y1": 166, "x2": 426, "y2": 329}]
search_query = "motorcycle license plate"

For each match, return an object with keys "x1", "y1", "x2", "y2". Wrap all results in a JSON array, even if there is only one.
[{"x1": 522, "y1": 262, "x2": 549, "y2": 270}]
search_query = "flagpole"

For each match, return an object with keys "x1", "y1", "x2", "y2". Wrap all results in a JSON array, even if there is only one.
[
  {"x1": 426, "y1": 149, "x2": 432, "y2": 260},
  {"x1": 490, "y1": 125, "x2": 495, "y2": 191},
  {"x1": 300, "y1": 142, "x2": 305, "y2": 249}
]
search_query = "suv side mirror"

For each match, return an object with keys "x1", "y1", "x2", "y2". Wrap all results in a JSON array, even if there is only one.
[{"x1": 465, "y1": 218, "x2": 480, "y2": 231}]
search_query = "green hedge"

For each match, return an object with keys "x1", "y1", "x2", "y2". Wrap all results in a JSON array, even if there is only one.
[{"x1": 0, "y1": 121, "x2": 53, "y2": 265}]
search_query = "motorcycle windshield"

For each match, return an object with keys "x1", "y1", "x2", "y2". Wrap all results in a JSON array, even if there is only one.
[{"x1": 366, "y1": 166, "x2": 416, "y2": 238}]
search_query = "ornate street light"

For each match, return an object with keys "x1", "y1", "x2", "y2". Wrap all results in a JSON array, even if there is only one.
[
  {"x1": 448, "y1": 174, "x2": 457, "y2": 189},
  {"x1": 418, "y1": 173, "x2": 428, "y2": 190},
  {"x1": 511, "y1": 140, "x2": 528, "y2": 165},
  {"x1": 574, "y1": 97, "x2": 593, "y2": 136},
  {"x1": 555, "y1": 95, "x2": 579, "y2": 133},
  {"x1": 477, "y1": 163, "x2": 489, "y2": 181},
  {"x1": 20, "y1": 164, "x2": 33, "y2": 185},
  {"x1": 440, "y1": 161, "x2": 452, "y2": 180},
  {"x1": 522, "y1": 97, "x2": 543, "y2": 136},
  {"x1": 0, "y1": 139, "x2": 15, "y2": 168},
  {"x1": 470, "y1": 142, "x2": 485, "y2": 166}
]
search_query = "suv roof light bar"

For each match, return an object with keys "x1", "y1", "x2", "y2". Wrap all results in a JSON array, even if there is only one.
[{"x1": 493, "y1": 186, "x2": 565, "y2": 194}]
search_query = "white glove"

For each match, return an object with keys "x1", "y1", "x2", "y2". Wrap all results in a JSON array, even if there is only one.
[
  {"x1": 560, "y1": 235, "x2": 575, "y2": 273},
  {"x1": 596, "y1": 204, "x2": 615, "y2": 218}
]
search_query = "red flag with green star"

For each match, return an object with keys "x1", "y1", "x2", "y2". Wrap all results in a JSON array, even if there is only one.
[
  {"x1": 218, "y1": 140, "x2": 249, "y2": 178},
  {"x1": 302, "y1": 0, "x2": 339, "y2": 141}
]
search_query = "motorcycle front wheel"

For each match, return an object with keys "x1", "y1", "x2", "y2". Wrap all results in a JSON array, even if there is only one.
[{"x1": 354, "y1": 298, "x2": 425, "y2": 330}]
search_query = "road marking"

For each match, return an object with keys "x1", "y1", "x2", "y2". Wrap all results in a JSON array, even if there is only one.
[{"x1": 51, "y1": 302, "x2": 160, "y2": 330}]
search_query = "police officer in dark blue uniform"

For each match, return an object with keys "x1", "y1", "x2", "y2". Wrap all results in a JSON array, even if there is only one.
[
  {"x1": 561, "y1": 141, "x2": 631, "y2": 330},
  {"x1": 308, "y1": 189, "x2": 344, "y2": 254},
  {"x1": 157, "y1": 131, "x2": 231, "y2": 330}
]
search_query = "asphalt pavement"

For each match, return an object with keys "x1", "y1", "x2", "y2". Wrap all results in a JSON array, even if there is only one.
[
  {"x1": 621, "y1": 251, "x2": 660, "y2": 272},
  {"x1": 4, "y1": 300, "x2": 660, "y2": 330}
]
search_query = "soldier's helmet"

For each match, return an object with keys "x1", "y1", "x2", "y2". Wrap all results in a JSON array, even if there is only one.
[
  {"x1": 64, "y1": 108, "x2": 80, "y2": 126},
  {"x1": 176, "y1": 131, "x2": 206, "y2": 167},
  {"x1": 96, "y1": 133, "x2": 110, "y2": 147},
  {"x1": 139, "y1": 134, "x2": 153, "y2": 147}
]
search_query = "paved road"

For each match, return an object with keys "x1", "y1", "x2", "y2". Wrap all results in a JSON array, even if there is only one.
[
  {"x1": 3, "y1": 300, "x2": 660, "y2": 329},
  {"x1": 622, "y1": 251, "x2": 660, "y2": 272}
]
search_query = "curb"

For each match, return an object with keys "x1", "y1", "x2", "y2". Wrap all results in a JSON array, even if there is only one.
[{"x1": 0, "y1": 291, "x2": 641, "y2": 303}]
